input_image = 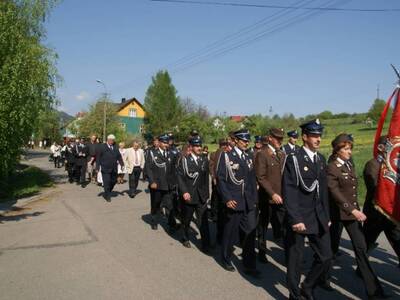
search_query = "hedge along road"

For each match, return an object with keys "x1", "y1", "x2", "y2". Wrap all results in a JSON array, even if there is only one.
[{"x1": 0, "y1": 150, "x2": 398, "y2": 300}]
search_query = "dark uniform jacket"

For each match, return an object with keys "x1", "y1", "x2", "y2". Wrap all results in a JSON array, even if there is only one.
[
  {"x1": 177, "y1": 154, "x2": 210, "y2": 205},
  {"x1": 145, "y1": 148, "x2": 173, "y2": 191},
  {"x1": 282, "y1": 147, "x2": 330, "y2": 234},
  {"x1": 97, "y1": 143, "x2": 124, "y2": 173},
  {"x1": 363, "y1": 158, "x2": 380, "y2": 214},
  {"x1": 283, "y1": 143, "x2": 300, "y2": 155},
  {"x1": 216, "y1": 147, "x2": 257, "y2": 212},
  {"x1": 168, "y1": 145, "x2": 180, "y2": 187},
  {"x1": 86, "y1": 142, "x2": 98, "y2": 161},
  {"x1": 327, "y1": 159, "x2": 359, "y2": 221},
  {"x1": 255, "y1": 145, "x2": 286, "y2": 202},
  {"x1": 72, "y1": 143, "x2": 89, "y2": 166},
  {"x1": 64, "y1": 144, "x2": 75, "y2": 163}
]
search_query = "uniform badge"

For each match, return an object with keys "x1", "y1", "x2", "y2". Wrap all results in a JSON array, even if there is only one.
[{"x1": 304, "y1": 166, "x2": 309, "y2": 171}]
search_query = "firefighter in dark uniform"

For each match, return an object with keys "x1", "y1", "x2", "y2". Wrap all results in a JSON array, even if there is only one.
[
  {"x1": 363, "y1": 136, "x2": 400, "y2": 268},
  {"x1": 327, "y1": 133, "x2": 387, "y2": 299},
  {"x1": 177, "y1": 136, "x2": 211, "y2": 253},
  {"x1": 166, "y1": 132, "x2": 180, "y2": 229},
  {"x1": 248, "y1": 135, "x2": 262, "y2": 155},
  {"x1": 217, "y1": 129, "x2": 260, "y2": 277},
  {"x1": 283, "y1": 130, "x2": 300, "y2": 155},
  {"x1": 282, "y1": 119, "x2": 332, "y2": 300},
  {"x1": 255, "y1": 128, "x2": 286, "y2": 264},
  {"x1": 145, "y1": 134, "x2": 175, "y2": 231}
]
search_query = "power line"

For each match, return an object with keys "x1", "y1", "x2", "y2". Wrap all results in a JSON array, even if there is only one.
[
  {"x1": 170, "y1": 0, "x2": 348, "y2": 74},
  {"x1": 109, "y1": 0, "x2": 312, "y2": 93},
  {"x1": 151, "y1": 0, "x2": 400, "y2": 12}
]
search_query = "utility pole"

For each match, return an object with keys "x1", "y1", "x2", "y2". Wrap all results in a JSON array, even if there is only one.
[
  {"x1": 377, "y1": 84, "x2": 380, "y2": 99},
  {"x1": 96, "y1": 80, "x2": 108, "y2": 142}
]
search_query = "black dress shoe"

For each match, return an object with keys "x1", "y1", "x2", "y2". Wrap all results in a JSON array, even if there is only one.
[
  {"x1": 221, "y1": 262, "x2": 235, "y2": 272},
  {"x1": 243, "y1": 268, "x2": 262, "y2": 279},
  {"x1": 103, "y1": 194, "x2": 111, "y2": 202},
  {"x1": 258, "y1": 253, "x2": 269, "y2": 264},
  {"x1": 182, "y1": 241, "x2": 191, "y2": 248},
  {"x1": 151, "y1": 224, "x2": 158, "y2": 230},
  {"x1": 201, "y1": 245, "x2": 215, "y2": 256},
  {"x1": 129, "y1": 194, "x2": 135, "y2": 198}
]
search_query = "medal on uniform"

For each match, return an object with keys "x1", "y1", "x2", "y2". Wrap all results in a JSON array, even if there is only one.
[{"x1": 304, "y1": 166, "x2": 309, "y2": 171}]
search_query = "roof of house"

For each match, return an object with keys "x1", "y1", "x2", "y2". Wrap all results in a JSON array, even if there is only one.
[
  {"x1": 230, "y1": 115, "x2": 246, "y2": 122},
  {"x1": 113, "y1": 97, "x2": 145, "y2": 112}
]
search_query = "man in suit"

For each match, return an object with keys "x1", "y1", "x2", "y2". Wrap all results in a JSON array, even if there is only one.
[
  {"x1": 247, "y1": 135, "x2": 262, "y2": 155},
  {"x1": 283, "y1": 130, "x2": 300, "y2": 155},
  {"x1": 217, "y1": 129, "x2": 260, "y2": 278},
  {"x1": 282, "y1": 119, "x2": 332, "y2": 300},
  {"x1": 97, "y1": 134, "x2": 124, "y2": 202},
  {"x1": 72, "y1": 137, "x2": 89, "y2": 187},
  {"x1": 177, "y1": 136, "x2": 211, "y2": 253},
  {"x1": 255, "y1": 128, "x2": 286, "y2": 263},
  {"x1": 145, "y1": 133, "x2": 175, "y2": 230},
  {"x1": 125, "y1": 141, "x2": 145, "y2": 198},
  {"x1": 62, "y1": 138, "x2": 75, "y2": 183}
]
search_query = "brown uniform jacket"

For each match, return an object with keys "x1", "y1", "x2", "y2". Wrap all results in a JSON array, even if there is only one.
[
  {"x1": 327, "y1": 159, "x2": 359, "y2": 221},
  {"x1": 255, "y1": 145, "x2": 286, "y2": 201},
  {"x1": 209, "y1": 148, "x2": 223, "y2": 180}
]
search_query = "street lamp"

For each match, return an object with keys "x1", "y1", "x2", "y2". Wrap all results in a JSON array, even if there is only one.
[{"x1": 96, "y1": 79, "x2": 108, "y2": 142}]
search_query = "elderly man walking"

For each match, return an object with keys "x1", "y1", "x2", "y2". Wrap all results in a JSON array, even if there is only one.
[
  {"x1": 97, "y1": 134, "x2": 124, "y2": 202},
  {"x1": 126, "y1": 141, "x2": 145, "y2": 198}
]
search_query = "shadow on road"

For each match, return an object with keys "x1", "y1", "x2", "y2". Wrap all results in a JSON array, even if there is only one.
[{"x1": 0, "y1": 210, "x2": 45, "y2": 223}]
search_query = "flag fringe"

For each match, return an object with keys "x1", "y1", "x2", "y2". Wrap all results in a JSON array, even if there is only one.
[{"x1": 373, "y1": 203, "x2": 400, "y2": 226}]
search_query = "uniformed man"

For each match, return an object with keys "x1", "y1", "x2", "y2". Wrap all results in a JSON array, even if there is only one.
[
  {"x1": 145, "y1": 134, "x2": 175, "y2": 230},
  {"x1": 209, "y1": 138, "x2": 229, "y2": 243},
  {"x1": 248, "y1": 135, "x2": 262, "y2": 155},
  {"x1": 282, "y1": 119, "x2": 332, "y2": 300},
  {"x1": 283, "y1": 130, "x2": 300, "y2": 155},
  {"x1": 363, "y1": 135, "x2": 400, "y2": 267},
  {"x1": 177, "y1": 136, "x2": 211, "y2": 253},
  {"x1": 217, "y1": 129, "x2": 260, "y2": 277},
  {"x1": 255, "y1": 128, "x2": 286, "y2": 263},
  {"x1": 166, "y1": 132, "x2": 180, "y2": 228}
]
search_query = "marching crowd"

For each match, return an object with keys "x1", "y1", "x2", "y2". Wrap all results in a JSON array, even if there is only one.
[{"x1": 49, "y1": 119, "x2": 399, "y2": 300}]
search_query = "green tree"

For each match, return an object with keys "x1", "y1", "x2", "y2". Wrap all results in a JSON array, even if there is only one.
[
  {"x1": 0, "y1": 0, "x2": 59, "y2": 177},
  {"x1": 368, "y1": 98, "x2": 392, "y2": 122},
  {"x1": 144, "y1": 71, "x2": 183, "y2": 135},
  {"x1": 77, "y1": 99, "x2": 125, "y2": 142},
  {"x1": 34, "y1": 108, "x2": 62, "y2": 143}
]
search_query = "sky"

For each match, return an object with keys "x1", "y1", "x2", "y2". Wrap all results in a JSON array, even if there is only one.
[{"x1": 45, "y1": 0, "x2": 400, "y2": 117}]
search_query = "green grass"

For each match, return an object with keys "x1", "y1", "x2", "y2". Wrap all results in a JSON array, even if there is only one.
[{"x1": 0, "y1": 165, "x2": 53, "y2": 202}]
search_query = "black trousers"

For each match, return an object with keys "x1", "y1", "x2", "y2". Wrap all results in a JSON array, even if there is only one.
[
  {"x1": 128, "y1": 167, "x2": 142, "y2": 195},
  {"x1": 257, "y1": 198, "x2": 270, "y2": 256},
  {"x1": 343, "y1": 220, "x2": 383, "y2": 297},
  {"x1": 181, "y1": 201, "x2": 210, "y2": 247},
  {"x1": 285, "y1": 229, "x2": 332, "y2": 298},
  {"x1": 150, "y1": 189, "x2": 172, "y2": 225},
  {"x1": 363, "y1": 210, "x2": 400, "y2": 262},
  {"x1": 66, "y1": 162, "x2": 74, "y2": 182},
  {"x1": 222, "y1": 209, "x2": 257, "y2": 269},
  {"x1": 329, "y1": 219, "x2": 344, "y2": 255},
  {"x1": 102, "y1": 171, "x2": 117, "y2": 197},
  {"x1": 271, "y1": 204, "x2": 286, "y2": 240},
  {"x1": 74, "y1": 164, "x2": 87, "y2": 183}
]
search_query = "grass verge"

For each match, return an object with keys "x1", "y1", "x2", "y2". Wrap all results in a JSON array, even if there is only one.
[{"x1": 0, "y1": 164, "x2": 53, "y2": 203}]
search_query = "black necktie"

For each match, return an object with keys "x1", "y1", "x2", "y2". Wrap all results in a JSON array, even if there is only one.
[{"x1": 313, "y1": 155, "x2": 317, "y2": 164}]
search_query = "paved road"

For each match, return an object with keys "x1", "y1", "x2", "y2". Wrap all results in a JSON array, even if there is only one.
[{"x1": 0, "y1": 150, "x2": 399, "y2": 300}]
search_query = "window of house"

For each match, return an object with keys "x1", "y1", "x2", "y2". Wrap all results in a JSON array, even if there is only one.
[{"x1": 129, "y1": 108, "x2": 137, "y2": 117}]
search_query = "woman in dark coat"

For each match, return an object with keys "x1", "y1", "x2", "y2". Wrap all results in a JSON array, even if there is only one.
[{"x1": 327, "y1": 133, "x2": 386, "y2": 299}]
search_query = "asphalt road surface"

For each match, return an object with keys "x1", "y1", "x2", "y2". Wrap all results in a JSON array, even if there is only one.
[{"x1": 0, "y1": 150, "x2": 399, "y2": 300}]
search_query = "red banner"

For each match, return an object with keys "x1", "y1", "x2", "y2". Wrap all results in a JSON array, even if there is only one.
[{"x1": 374, "y1": 87, "x2": 400, "y2": 223}]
